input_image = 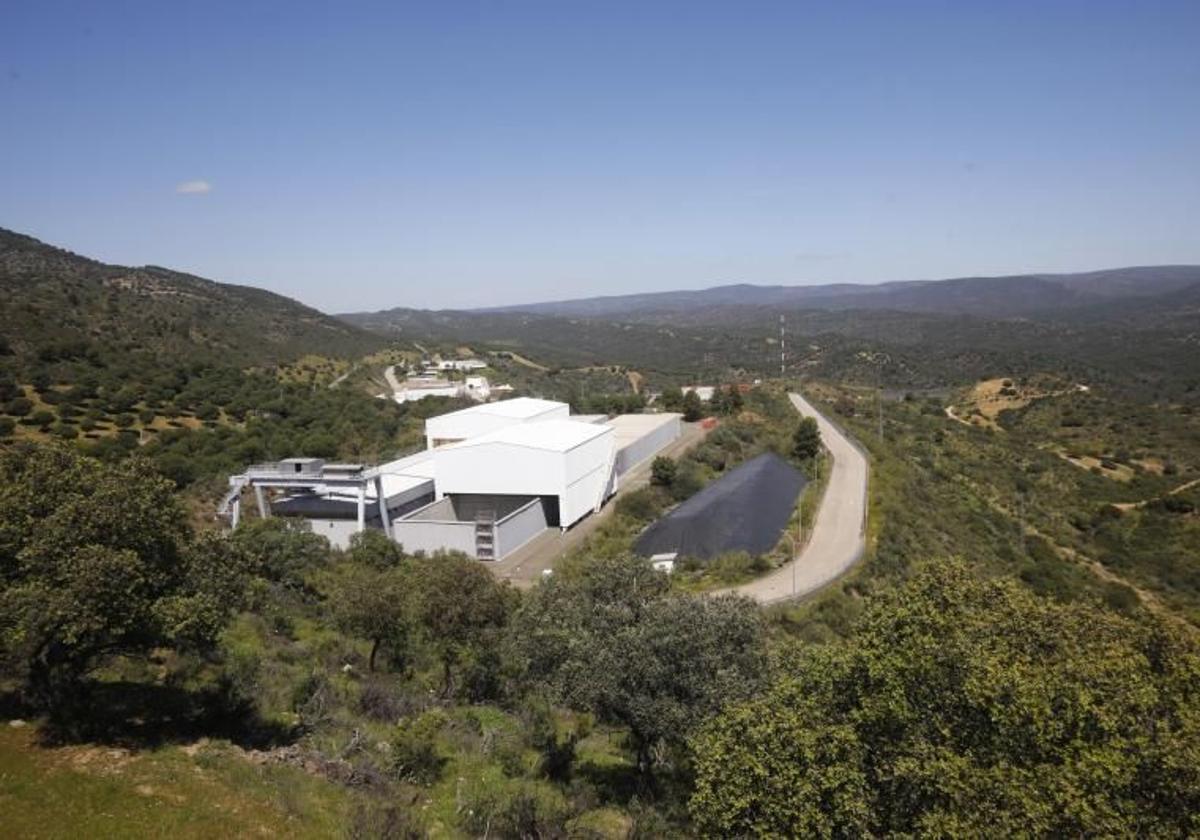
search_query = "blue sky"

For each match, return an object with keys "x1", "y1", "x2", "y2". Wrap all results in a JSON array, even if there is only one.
[{"x1": 3, "y1": 1, "x2": 1198, "y2": 311}]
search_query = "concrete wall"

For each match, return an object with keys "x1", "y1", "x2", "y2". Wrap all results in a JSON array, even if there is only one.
[
  {"x1": 304, "y1": 518, "x2": 364, "y2": 551},
  {"x1": 446, "y1": 493, "x2": 535, "y2": 521},
  {"x1": 495, "y1": 498, "x2": 549, "y2": 558},
  {"x1": 391, "y1": 499, "x2": 477, "y2": 557},
  {"x1": 560, "y1": 431, "x2": 616, "y2": 526}
]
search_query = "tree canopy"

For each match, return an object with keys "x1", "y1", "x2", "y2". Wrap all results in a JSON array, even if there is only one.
[
  {"x1": 512, "y1": 554, "x2": 767, "y2": 770},
  {"x1": 792, "y1": 415, "x2": 821, "y2": 461},
  {"x1": 689, "y1": 562, "x2": 1200, "y2": 838},
  {"x1": 0, "y1": 445, "x2": 250, "y2": 702}
]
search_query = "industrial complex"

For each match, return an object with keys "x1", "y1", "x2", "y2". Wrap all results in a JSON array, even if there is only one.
[{"x1": 222, "y1": 397, "x2": 682, "y2": 561}]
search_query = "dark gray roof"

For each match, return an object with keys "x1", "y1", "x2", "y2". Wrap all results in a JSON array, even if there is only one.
[
  {"x1": 272, "y1": 494, "x2": 385, "y2": 523},
  {"x1": 634, "y1": 452, "x2": 807, "y2": 561}
]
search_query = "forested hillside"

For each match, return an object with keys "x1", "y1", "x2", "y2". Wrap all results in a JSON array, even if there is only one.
[
  {"x1": 0, "y1": 228, "x2": 383, "y2": 368},
  {"x1": 472, "y1": 265, "x2": 1200, "y2": 319}
]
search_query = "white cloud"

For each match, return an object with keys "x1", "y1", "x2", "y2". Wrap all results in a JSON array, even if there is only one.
[{"x1": 175, "y1": 179, "x2": 212, "y2": 194}]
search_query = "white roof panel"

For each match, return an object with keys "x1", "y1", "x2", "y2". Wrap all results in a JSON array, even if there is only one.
[
  {"x1": 445, "y1": 418, "x2": 613, "y2": 453},
  {"x1": 430, "y1": 396, "x2": 566, "y2": 422},
  {"x1": 605, "y1": 413, "x2": 683, "y2": 447}
]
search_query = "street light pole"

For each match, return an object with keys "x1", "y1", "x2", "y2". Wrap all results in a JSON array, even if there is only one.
[{"x1": 793, "y1": 496, "x2": 802, "y2": 596}]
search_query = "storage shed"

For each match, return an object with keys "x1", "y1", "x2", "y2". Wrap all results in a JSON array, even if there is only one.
[
  {"x1": 424, "y1": 397, "x2": 569, "y2": 448},
  {"x1": 634, "y1": 452, "x2": 806, "y2": 561},
  {"x1": 431, "y1": 419, "x2": 616, "y2": 529}
]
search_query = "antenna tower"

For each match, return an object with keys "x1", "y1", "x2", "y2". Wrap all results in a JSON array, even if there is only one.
[{"x1": 779, "y1": 315, "x2": 786, "y2": 377}]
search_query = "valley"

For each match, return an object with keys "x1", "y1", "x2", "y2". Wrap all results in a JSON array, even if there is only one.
[{"x1": 1, "y1": 229, "x2": 1198, "y2": 837}]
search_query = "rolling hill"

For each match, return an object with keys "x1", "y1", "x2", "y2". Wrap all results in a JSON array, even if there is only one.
[
  {"x1": 0, "y1": 227, "x2": 384, "y2": 368},
  {"x1": 473, "y1": 266, "x2": 1200, "y2": 321}
]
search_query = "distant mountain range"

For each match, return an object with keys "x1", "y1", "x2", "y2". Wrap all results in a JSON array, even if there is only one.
[
  {"x1": 0, "y1": 228, "x2": 383, "y2": 367},
  {"x1": 472, "y1": 266, "x2": 1200, "y2": 321}
]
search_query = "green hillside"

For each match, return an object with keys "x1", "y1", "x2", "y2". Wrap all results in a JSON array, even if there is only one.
[{"x1": 0, "y1": 228, "x2": 384, "y2": 369}]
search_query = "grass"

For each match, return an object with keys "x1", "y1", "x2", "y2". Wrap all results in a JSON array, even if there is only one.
[{"x1": 0, "y1": 725, "x2": 351, "y2": 838}]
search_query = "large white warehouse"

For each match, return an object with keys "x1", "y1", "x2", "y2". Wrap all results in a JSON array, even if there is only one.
[{"x1": 227, "y1": 397, "x2": 683, "y2": 561}]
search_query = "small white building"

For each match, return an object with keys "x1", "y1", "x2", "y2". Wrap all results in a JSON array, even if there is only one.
[
  {"x1": 394, "y1": 378, "x2": 461, "y2": 403},
  {"x1": 463, "y1": 376, "x2": 491, "y2": 401},
  {"x1": 683, "y1": 385, "x2": 716, "y2": 402},
  {"x1": 437, "y1": 359, "x2": 488, "y2": 372},
  {"x1": 424, "y1": 397, "x2": 569, "y2": 449}
]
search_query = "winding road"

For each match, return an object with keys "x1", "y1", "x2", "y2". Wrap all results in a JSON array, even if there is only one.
[{"x1": 726, "y1": 392, "x2": 869, "y2": 604}]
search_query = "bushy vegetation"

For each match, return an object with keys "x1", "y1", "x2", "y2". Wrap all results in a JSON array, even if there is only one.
[{"x1": 693, "y1": 562, "x2": 1200, "y2": 837}]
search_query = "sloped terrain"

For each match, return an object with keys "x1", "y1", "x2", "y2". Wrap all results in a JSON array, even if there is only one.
[{"x1": 0, "y1": 228, "x2": 383, "y2": 369}]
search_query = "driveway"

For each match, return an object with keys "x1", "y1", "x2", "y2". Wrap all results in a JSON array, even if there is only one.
[
  {"x1": 722, "y1": 392, "x2": 869, "y2": 604},
  {"x1": 384, "y1": 365, "x2": 403, "y2": 396}
]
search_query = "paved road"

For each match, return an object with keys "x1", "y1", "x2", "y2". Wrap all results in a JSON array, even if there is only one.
[
  {"x1": 723, "y1": 392, "x2": 869, "y2": 604},
  {"x1": 384, "y1": 365, "x2": 403, "y2": 397}
]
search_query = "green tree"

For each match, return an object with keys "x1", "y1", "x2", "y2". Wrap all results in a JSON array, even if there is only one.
[
  {"x1": 660, "y1": 386, "x2": 684, "y2": 412},
  {"x1": 681, "y1": 390, "x2": 704, "y2": 422},
  {"x1": 689, "y1": 562, "x2": 1200, "y2": 837},
  {"x1": 0, "y1": 445, "x2": 250, "y2": 703},
  {"x1": 791, "y1": 415, "x2": 821, "y2": 461},
  {"x1": 727, "y1": 384, "x2": 745, "y2": 413},
  {"x1": 512, "y1": 555, "x2": 766, "y2": 772},
  {"x1": 327, "y1": 561, "x2": 413, "y2": 672},
  {"x1": 344, "y1": 528, "x2": 405, "y2": 570},
  {"x1": 229, "y1": 517, "x2": 329, "y2": 592},
  {"x1": 650, "y1": 455, "x2": 677, "y2": 487},
  {"x1": 409, "y1": 552, "x2": 515, "y2": 694}
]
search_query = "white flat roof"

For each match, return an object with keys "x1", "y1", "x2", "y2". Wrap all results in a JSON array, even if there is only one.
[
  {"x1": 605, "y1": 412, "x2": 683, "y2": 447},
  {"x1": 429, "y1": 396, "x2": 566, "y2": 423},
  {"x1": 445, "y1": 418, "x2": 612, "y2": 453},
  {"x1": 373, "y1": 451, "x2": 437, "y2": 480}
]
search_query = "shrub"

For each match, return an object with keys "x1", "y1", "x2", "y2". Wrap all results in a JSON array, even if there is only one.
[
  {"x1": 669, "y1": 461, "x2": 705, "y2": 502},
  {"x1": 4, "y1": 396, "x2": 31, "y2": 417},
  {"x1": 460, "y1": 776, "x2": 569, "y2": 839},
  {"x1": 389, "y1": 709, "x2": 448, "y2": 785},
  {"x1": 650, "y1": 456, "x2": 676, "y2": 487},
  {"x1": 615, "y1": 487, "x2": 666, "y2": 523}
]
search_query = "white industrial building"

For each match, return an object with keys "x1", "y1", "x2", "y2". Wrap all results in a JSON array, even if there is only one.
[{"x1": 224, "y1": 397, "x2": 683, "y2": 560}]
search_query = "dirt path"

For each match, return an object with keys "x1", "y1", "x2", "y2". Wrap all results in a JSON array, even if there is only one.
[
  {"x1": 721, "y1": 392, "x2": 869, "y2": 604},
  {"x1": 383, "y1": 365, "x2": 403, "y2": 396},
  {"x1": 504, "y1": 352, "x2": 549, "y2": 371}
]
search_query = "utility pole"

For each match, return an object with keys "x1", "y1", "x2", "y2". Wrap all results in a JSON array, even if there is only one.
[
  {"x1": 793, "y1": 495, "x2": 802, "y2": 596},
  {"x1": 779, "y1": 315, "x2": 786, "y2": 377},
  {"x1": 876, "y1": 360, "x2": 884, "y2": 442}
]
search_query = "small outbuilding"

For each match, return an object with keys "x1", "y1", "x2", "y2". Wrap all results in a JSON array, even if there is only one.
[{"x1": 634, "y1": 452, "x2": 806, "y2": 561}]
